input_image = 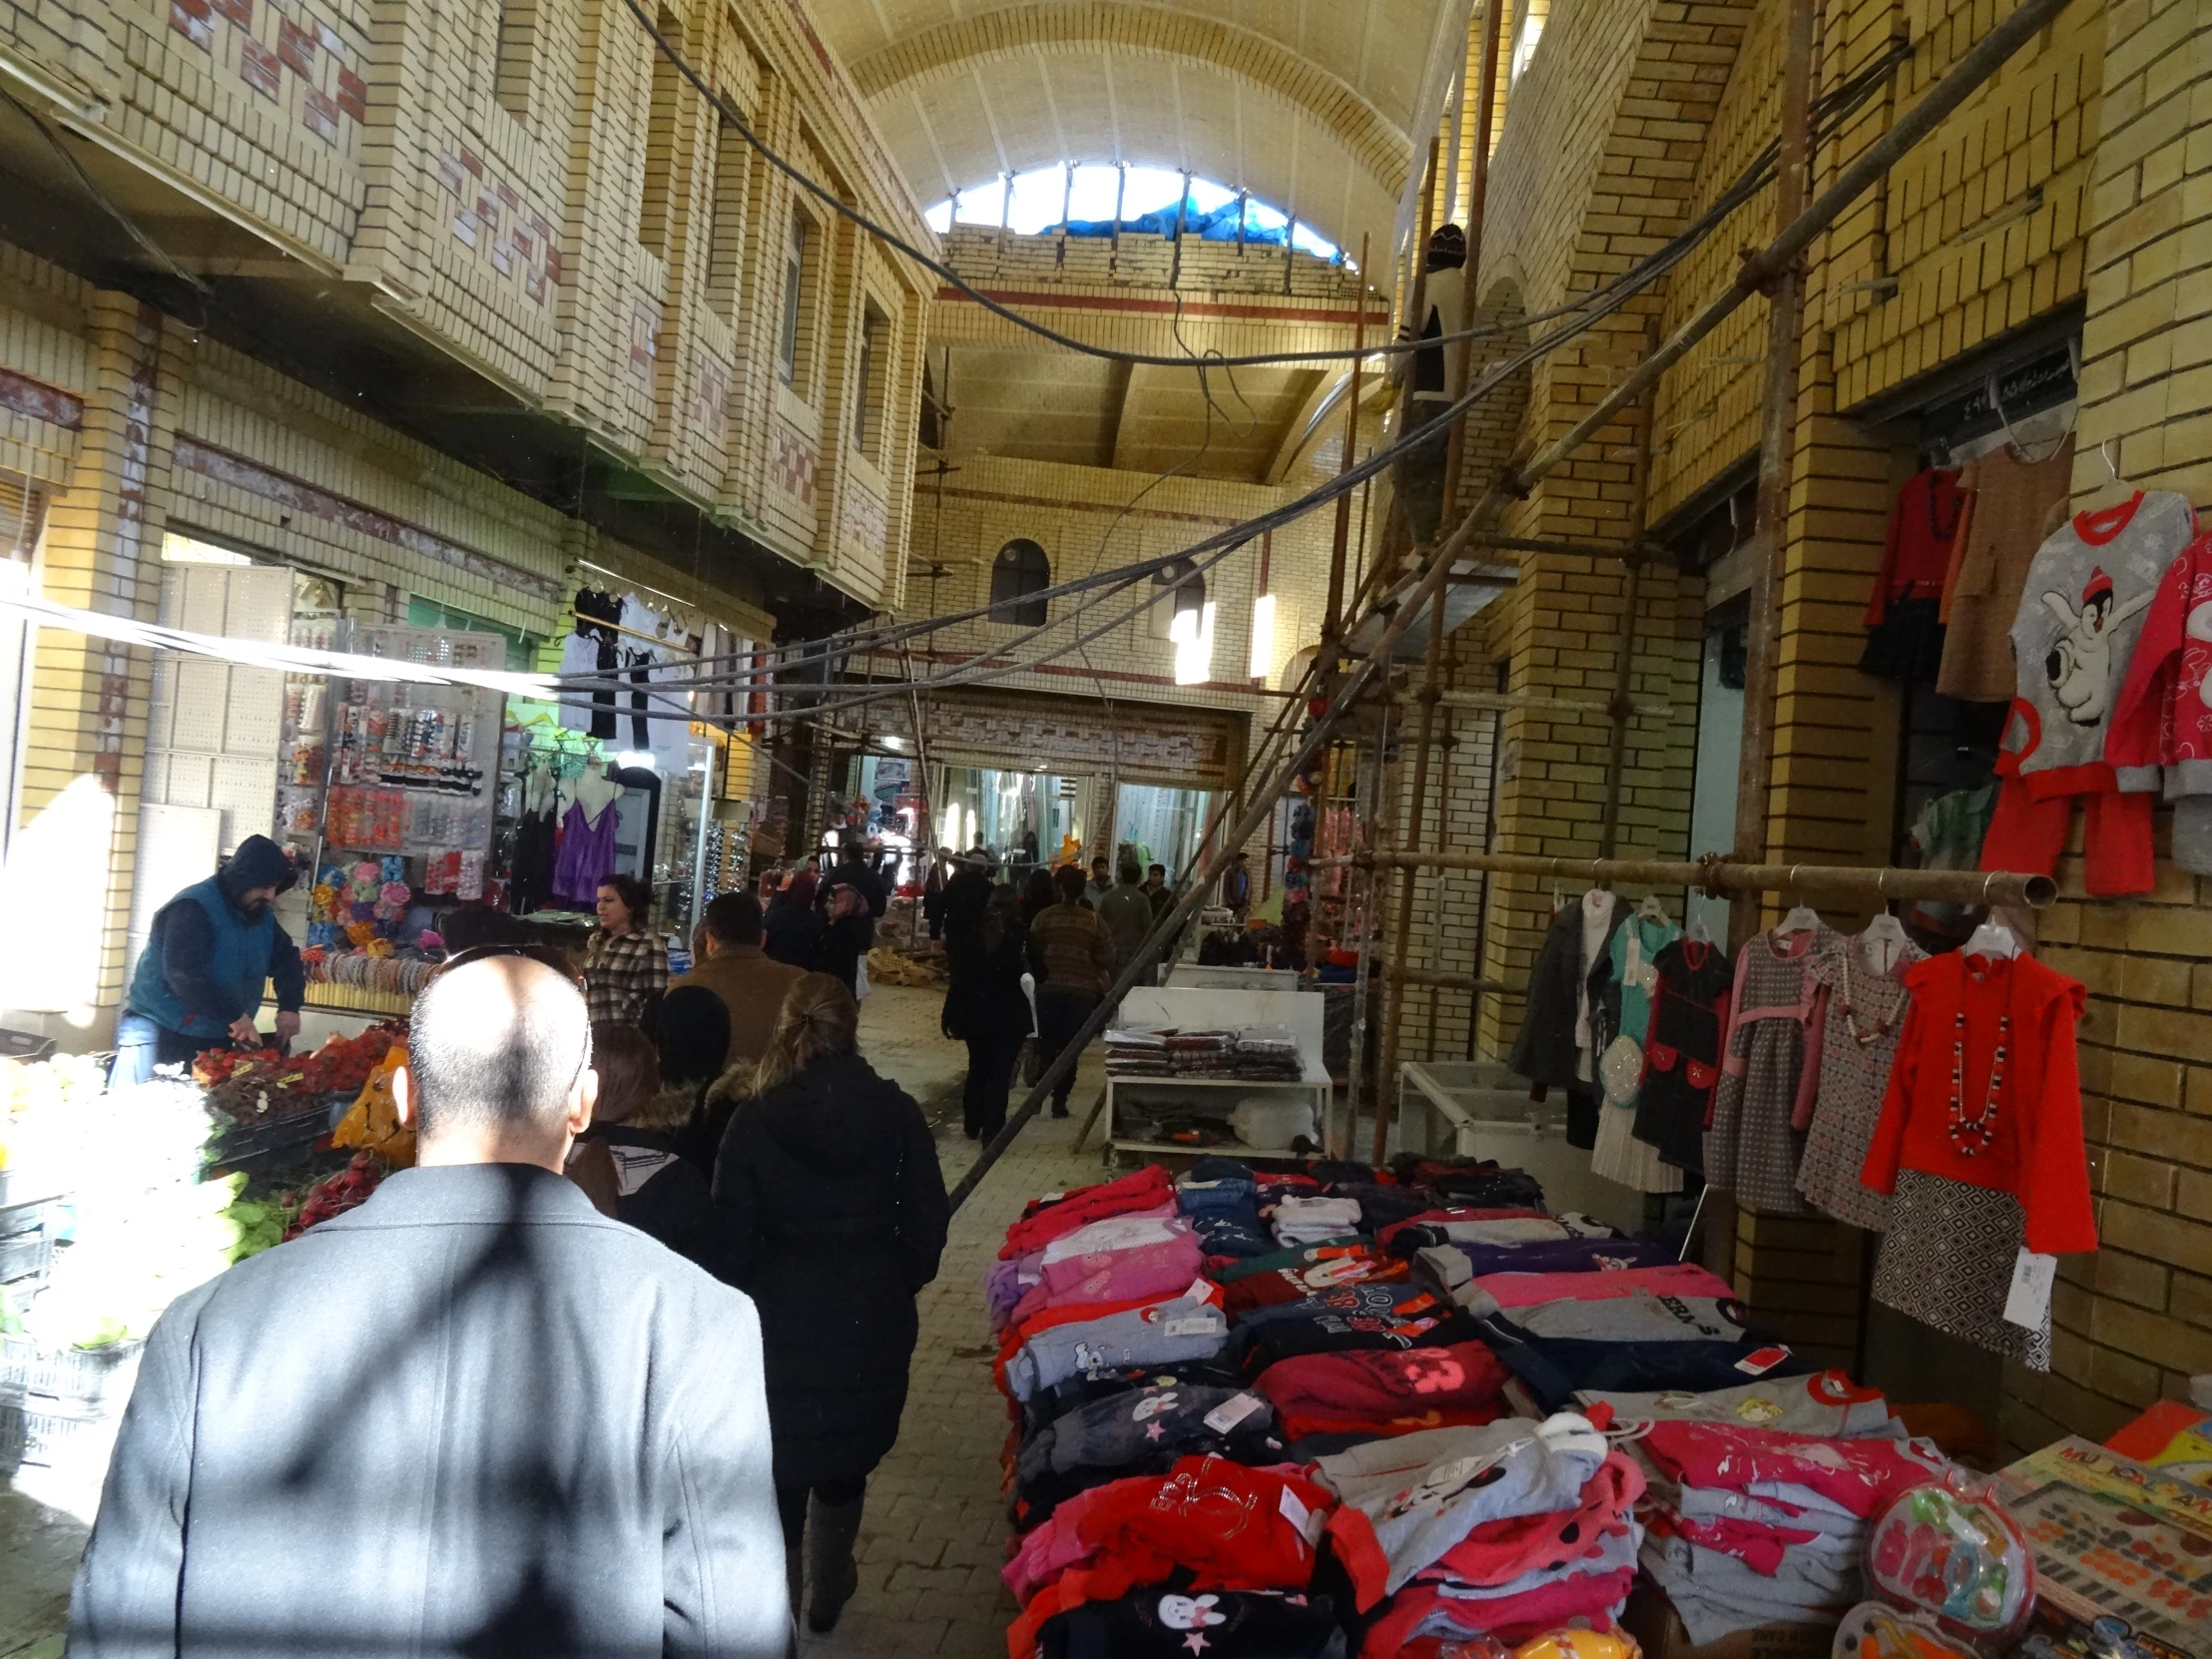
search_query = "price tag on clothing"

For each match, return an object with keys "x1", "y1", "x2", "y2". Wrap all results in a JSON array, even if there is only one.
[
  {"x1": 2003, "y1": 1250, "x2": 2056, "y2": 1330},
  {"x1": 1165, "y1": 1317, "x2": 1217, "y2": 1338},
  {"x1": 1203, "y1": 1392, "x2": 1265, "y2": 1434},
  {"x1": 1278, "y1": 1484, "x2": 1323, "y2": 1546},
  {"x1": 1734, "y1": 1345, "x2": 1793, "y2": 1377}
]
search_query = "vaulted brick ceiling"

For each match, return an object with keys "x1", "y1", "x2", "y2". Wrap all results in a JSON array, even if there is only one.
[{"x1": 808, "y1": 0, "x2": 1473, "y2": 261}]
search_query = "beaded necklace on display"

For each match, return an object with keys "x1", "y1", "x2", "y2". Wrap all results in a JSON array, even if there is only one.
[{"x1": 1948, "y1": 968, "x2": 2010, "y2": 1154}]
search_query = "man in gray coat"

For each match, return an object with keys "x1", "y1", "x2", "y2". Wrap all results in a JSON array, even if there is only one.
[{"x1": 70, "y1": 953, "x2": 789, "y2": 1659}]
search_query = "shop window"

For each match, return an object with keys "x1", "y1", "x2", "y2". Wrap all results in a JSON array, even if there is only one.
[
  {"x1": 705, "y1": 116, "x2": 748, "y2": 321},
  {"x1": 780, "y1": 213, "x2": 816, "y2": 391},
  {"x1": 852, "y1": 302, "x2": 887, "y2": 456},
  {"x1": 636, "y1": 7, "x2": 684, "y2": 257},
  {"x1": 494, "y1": 0, "x2": 537, "y2": 121},
  {"x1": 989, "y1": 539, "x2": 1051, "y2": 626},
  {"x1": 1148, "y1": 558, "x2": 1206, "y2": 640}
]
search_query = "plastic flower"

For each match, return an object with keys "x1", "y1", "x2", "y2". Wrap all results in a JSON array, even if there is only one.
[{"x1": 345, "y1": 921, "x2": 376, "y2": 946}]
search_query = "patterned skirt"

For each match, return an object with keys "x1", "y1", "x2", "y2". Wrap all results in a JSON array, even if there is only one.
[{"x1": 1871, "y1": 1170, "x2": 2050, "y2": 1371}]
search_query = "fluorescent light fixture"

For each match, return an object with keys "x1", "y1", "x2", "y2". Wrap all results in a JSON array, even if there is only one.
[
  {"x1": 1174, "y1": 602, "x2": 1218, "y2": 686},
  {"x1": 880, "y1": 735, "x2": 906, "y2": 750},
  {"x1": 1248, "y1": 593, "x2": 1277, "y2": 680},
  {"x1": 1169, "y1": 604, "x2": 1199, "y2": 646}
]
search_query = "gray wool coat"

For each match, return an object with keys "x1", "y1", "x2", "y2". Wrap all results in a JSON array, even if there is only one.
[{"x1": 69, "y1": 1163, "x2": 787, "y2": 1659}]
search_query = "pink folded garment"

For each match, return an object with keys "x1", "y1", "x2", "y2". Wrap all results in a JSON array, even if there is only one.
[
  {"x1": 1419, "y1": 1450, "x2": 1645, "y2": 1587},
  {"x1": 1004, "y1": 1216, "x2": 1205, "y2": 1323},
  {"x1": 1003, "y1": 1482, "x2": 1112, "y2": 1605},
  {"x1": 1658, "y1": 1509, "x2": 1830, "y2": 1575},
  {"x1": 1635, "y1": 1420, "x2": 1948, "y2": 1518},
  {"x1": 1473, "y1": 1262, "x2": 1736, "y2": 1309},
  {"x1": 1358, "y1": 1568, "x2": 1634, "y2": 1656}
]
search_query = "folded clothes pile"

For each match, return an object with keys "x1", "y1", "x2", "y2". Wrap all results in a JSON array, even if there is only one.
[
  {"x1": 999, "y1": 1282, "x2": 1231, "y2": 1400},
  {"x1": 1628, "y1": 1419, "x2": 1950, "y2": 1642},
  {"x1": 1311, "y1": 1413, "x2": 1641, "y2": 1656},
  {"x1": 1253, "y1": 1341, "x2": 1510, "y2": 1441},
  {"x1": 1217, "y1": 1240, "x2": 1406, "y2": 1318},
  {"x1": 1272, "y1": 1194, "x2": 1368, "y2": 1247},
  {"x1": 1104, "y1": 1025, "x2": 1307, "y2": 1081},
  {"x1": 1177, "y1": 1157, "x2": 1275, "y2": 1258},
  {"x1": 1576, "y1": 1370, "x2": 1903, "y2": 1439},
  {"x1": 1005, "y1": 1454, "x2": 1340, "y2": 1659},
  {"x1": 1466, "y1": 1288, "x2": 1809, "y2": 1415},
  {"x1": 1032, "y1": 1588, "x2": 1349, "y2": 1659},
  {"x1": 1234, "y1": 1280, "x2": 1480, "y2": 1376},
  {"x1": 1012, "y1": 1375, "x2": 1288, "y2": 1528}
]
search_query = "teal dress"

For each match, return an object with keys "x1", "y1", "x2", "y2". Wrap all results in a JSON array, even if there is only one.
[{"x1": 1590, "y1": 911, "x2": 1684, "y2": 1192}]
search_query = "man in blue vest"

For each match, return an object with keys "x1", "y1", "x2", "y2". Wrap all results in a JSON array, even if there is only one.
[{"x1": 117, "y1": 834, "x2": 305, "y2": 1083}]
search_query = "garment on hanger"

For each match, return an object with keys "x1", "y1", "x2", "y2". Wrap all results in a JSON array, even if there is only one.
[
  {"x1": 1905, "y1": 784, "x2": 1996, "y2": 938},
  {"x1": 1631, "y1": 938, "x2": 1735, "y2": 1177},
  {"x1": 567, "y1": 588, "x2": 623, "y2": 739},
  {"x1": 509, "y1": 766, "x2": 558, "y2": 915},
  {"x1": 1572, "y1": 890, "x2": 1621, "y2": 1085},
  {"x1": 2105, "y1": 521, "x2": 2212, "y2": 834},
  {"x1": 556, "y1": 631, "x2": 601, "y2": 737},
  {"x1": 1704, "y1": 922, "x2": 1844, "y2": 1215},
  {"x1": 1861, "y1": 949, "x2": 2091, "y2": 1370},
  {"x1": 1505, "y1": 897, "x2": 1611, "y2": 1152},
  {"x1": 1591, "y1": 908, "x2": 1685, "y2": 1194},
  {"x1": 1793, "y1": 928, "x2": 1927, "y2": 1230},
  {"x1": 1861, "y1": 467, "x2": 1967, "y2": 683},
  {"x1": 552, "y1": 774, "x2": 623, "y2": 907},
  {"x1": 1936, "y1": 439, "x2": 2075, "y2": 702}
]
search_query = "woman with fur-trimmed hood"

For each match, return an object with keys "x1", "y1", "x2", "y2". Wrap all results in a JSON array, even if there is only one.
[{"x1": 567, "y1": 1019, "x2": 730, "y2": 1278}]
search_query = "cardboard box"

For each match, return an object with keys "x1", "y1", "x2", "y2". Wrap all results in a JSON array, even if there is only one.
[{"x1": 1621, "y1": 1586, "x2": 1838, "y2": 1659}]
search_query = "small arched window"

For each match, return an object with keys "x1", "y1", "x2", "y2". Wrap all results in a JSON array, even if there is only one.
[
  {"x1": 1148, "y1": 557, "x2": 1206, "y2": 639},
  {"x1": 989, "y1": 539, "x2": 1051, "y2": 625}
]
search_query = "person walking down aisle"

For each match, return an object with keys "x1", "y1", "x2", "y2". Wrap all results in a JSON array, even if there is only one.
[
  {"x1": 713, "y1": 974, "x2": 949, "y2": 1635},
  {"x1": 944, "y1": 885, "x2": 1033, "y2": 1140},
  {"x1": 565, "y1": 1021, "x2": 727, "y2": 1276},
  {"x1": 1142, "y1": 861, "x2": 1172, "y2": 921},
  {"x1": 673, "y1": 892, "x2": 806, "y2": 1071},
  {"x1": 1084, "y1": 854, "x2": 1113, "y2": 906},
  {"x1": 72, "y1": 954, "x2": 787, "y2": 1659},
  {"x1": 583, "y1": 872, "x2": 666, "y2": 1024},
  {"x1": 1220, "y1": 849, "x2": 1254, "y2": 919},
  {"x1": 117, "y1": 834, "x2": 305, "y2": 1084},
  {"x1": 1028, "y1": 862, "x2": 1115, "y2": 1118},
  {"x1": 764, "y1": 870, "x2": 826, "y2": 970},
  {"x1": 1096, "y1": 855, "x2": 1155, "y2": 992},
  {"x1": 656, "y1": 983, "x2": 735, "y2": 1173},
  {"x1": 1019, "y1": 863, "x2": 1058, "y2": 927}
]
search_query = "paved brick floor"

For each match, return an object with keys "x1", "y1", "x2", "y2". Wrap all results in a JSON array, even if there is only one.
[
  {"x1": 0, "y1": 984, "x2": 1096, "y2": 1659},
  {"x1": 802, "y1": 983, "x2": 1106, "y2": 1659}
]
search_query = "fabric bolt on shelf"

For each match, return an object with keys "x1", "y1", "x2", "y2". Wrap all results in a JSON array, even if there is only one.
[
  {"x1": 1253, "y1": 1341, "x2": 1512, "y2": 1442},
  {"x1": 1034, "y1": 1586, "x2": 1349, "y2": 1659},
  {"x1": 1313, "y1": 1412, "x2": 1611, "y2": 1607},
  {"x1": 1574, "y1": 1369, "x2": 1899, "y2": 1439}
]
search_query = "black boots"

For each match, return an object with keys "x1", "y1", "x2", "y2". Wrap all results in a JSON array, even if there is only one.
[{"x1": 805, "y1": 1493, "x2": 864, "y2": 1635}]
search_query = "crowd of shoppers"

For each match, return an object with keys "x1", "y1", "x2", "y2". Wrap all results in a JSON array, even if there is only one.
[{"x1": 78, "y1": 839, "x2": 1186, "y2": 1656}]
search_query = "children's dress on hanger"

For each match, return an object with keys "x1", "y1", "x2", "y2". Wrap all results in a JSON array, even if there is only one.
[
  {"x1": 1591, "y1": 908, "x2": 1685, "y2": 1193},
  {"x1": 1631, "y1": 938, "x2": 1736, "y2": 1177},
  {"x1": 1793, "y1": 929, "x2": 1926, "y2": 1230},
  {"x1": 1704, "y1": 924, "x2": 1843, "y2": 1215},
  {"x1": 1860, "y1": 949, "x2": 2091, "y2": 1370},
  {"x1": 552, "y1": 793, "x2": 621, "y2": 907}
]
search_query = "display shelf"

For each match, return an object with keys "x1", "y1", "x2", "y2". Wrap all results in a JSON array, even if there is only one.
[{"x1": 1104, "y1": 984, "x2": 1330, "y2": 1167}]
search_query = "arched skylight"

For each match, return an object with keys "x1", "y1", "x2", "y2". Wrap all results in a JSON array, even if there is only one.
[{"x1": 924, "y1": 166, "x2": 1342, "y2": 262}]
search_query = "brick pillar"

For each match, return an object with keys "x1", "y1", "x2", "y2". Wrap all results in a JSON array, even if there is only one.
[
  {"x1": 15, "y1": 295, "x2": 181, "y2": 1031},
  {"x1": 1996, "y1": 0, "x2": 2212, "y2": 1457}
]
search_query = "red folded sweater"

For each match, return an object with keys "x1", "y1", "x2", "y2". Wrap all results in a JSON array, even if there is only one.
[
  {"x1": 1001, "y1": 1165, "x2": 1175, "y2": 1260},
  {"x1": 1253, "y1": 1341, "x2": 1509, "y2": 1439}
]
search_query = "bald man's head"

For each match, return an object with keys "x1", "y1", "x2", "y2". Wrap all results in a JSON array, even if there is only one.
[{"x1": 408, "y1": 956, "x2": 593, "y2": 1146}]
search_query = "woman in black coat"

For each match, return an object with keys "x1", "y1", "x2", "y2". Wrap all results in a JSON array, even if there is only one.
[
  {"x1": 762, "y1": 869, "x2": 826, "y2": 970},
  {"x1": 565, "y1": 1022, "x2": 729, "y2": 1277},
  {"x1": 712, "y1": 974, "x2": 949, "y2": 1635},
  {"x1": 941, "y1": 884, "x2": 1032, "y2": 1141}
]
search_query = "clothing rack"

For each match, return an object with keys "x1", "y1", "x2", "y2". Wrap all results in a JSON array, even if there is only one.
[{"x1": 568, "y1": 607, "x2": 674, "y2": 647}]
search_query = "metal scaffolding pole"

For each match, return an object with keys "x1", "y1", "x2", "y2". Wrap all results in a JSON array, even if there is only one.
[
  {"x1": 1323, "y1": 234, "x2": 1374, "y2": 645},
  {"x1": 1329, "y1": 848, "x2": 2055, "y2": 910},
  {"x1": 1374, "y1": 588, "x2": 1448, "y2": 1160},
  {"x1": 941, "y1": 0, "x2": 2075, "y2": 1213}
]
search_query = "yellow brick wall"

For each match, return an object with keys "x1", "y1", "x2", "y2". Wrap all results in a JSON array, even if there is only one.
[
  {"x1": 0, "y1": 0, "x2": 934, "y2": 611},
  {"x1": 0, "y1": 235, "x2": 773, "y2": 1028}
]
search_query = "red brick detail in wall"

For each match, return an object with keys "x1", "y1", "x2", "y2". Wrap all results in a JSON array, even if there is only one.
[
  {"x1": 771, "y1": 421, "x2": 817, "y2": 505},
  {"x1": 276, "y1": 17, "x2": 315, "y2": 75},
  {"x1": 430, "y1": 149, "x2": 558, "y2": 304},
  {"x1": 301, "y1": 89, "x2": 339, "y2": 146},
  {"x1": 688, "y1": 351, "x2": 731, "y2": 433},
  {"x1": 840, "y1": 489, "x2": 886, "y2": 555},
  {"x1": 239, "y1": 35, "x2": 280, "y2": 98},
  {"x1": 336, "y1": 67, "x2": 367, "y2": 121},
  {"x1": 0, "y1": 365, "x2": 85, "y2": 431},
  {"x1": 171, "y1": 437, "x2": 563, "y2": 604},
  {"x1": 211, "y1": 0, "x2": 250, "y2": 25},
  {"x1": 169, "y1": 0, "x2": 212, "y2": 49}
]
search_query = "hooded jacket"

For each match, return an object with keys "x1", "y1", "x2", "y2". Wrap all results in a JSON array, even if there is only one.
[
  {"x1": 127, "y1": 834, "x2": 304, "y2": 1037},
  {"x1": 711, "y1": 1052, "x2": 949, "y2": 1487}
]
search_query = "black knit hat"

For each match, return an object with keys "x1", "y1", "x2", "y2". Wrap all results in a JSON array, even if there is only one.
[
  {"x1": 657, "y1": 984, "x2": 732, "y2": 1085},
  {"x1": 1425, "y1": 223, "x2": 1467, "y2": 271},
  {"x1": 220, "y1": 833, "x2": 297, "y2": 899}
]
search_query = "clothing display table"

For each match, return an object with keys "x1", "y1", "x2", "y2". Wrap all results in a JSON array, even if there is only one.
[
  {"x1": 1397, "y1": 1060, "x2": 1649, "y2": 1236},
  {"x1": 1106, "y1": 986, "x2": 1329, "y2": 1163}
]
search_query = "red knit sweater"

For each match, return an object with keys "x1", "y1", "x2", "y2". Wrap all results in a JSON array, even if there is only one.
[{"x1": 1860, "y1": 951, "x2": 2094, "y2": 1254}]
